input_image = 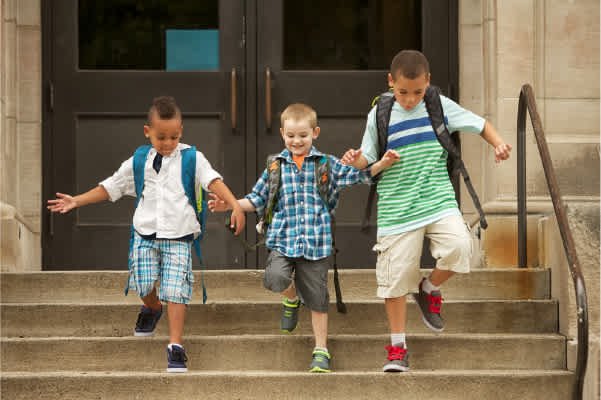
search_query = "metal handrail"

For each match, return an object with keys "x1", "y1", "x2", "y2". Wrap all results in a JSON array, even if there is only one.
[{"x1": 517, "y1": 84, "x2": 589, "y2": 399}]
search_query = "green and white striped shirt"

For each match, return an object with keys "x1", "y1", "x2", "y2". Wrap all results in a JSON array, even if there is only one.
[{"x1": 360, "y1": 95, "x2": 485, "y2": 237}]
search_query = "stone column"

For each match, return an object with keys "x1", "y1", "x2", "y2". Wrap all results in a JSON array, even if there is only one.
[{"x1": 1, "y1": 0, "x2": 42, "y2": 271}]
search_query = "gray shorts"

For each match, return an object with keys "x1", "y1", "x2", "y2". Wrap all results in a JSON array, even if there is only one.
[{"x1": 263, "y1": 250, "x2": 330, "y2": 313}]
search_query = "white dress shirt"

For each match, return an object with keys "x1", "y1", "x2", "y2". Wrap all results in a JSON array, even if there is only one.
[{"x1": 100, "y1": 143, "x2": 222, "y2": 238}]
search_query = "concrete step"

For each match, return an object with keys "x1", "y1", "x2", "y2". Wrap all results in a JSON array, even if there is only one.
[
  {"x1": 0, "y1": 268, "x2": 550, "y2": 304},
  {"x1": 1, "y1": 371, "x2": 574, "y2": 400},
  {"x1": 1, "y1": 334, "x2": 565, "y2": 372},
  {"x1": 2, "y1": 300, "x2": 558, "y2": 337}
]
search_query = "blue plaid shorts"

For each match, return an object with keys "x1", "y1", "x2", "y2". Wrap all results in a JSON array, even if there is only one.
[{"x1": 128, "y1": 232, "x2": 195, "y2": 304}]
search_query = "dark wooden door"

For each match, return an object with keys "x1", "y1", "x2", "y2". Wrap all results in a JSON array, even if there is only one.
[
  {"x1": 253, "y1": 0, "x2": 458, "y2": 268},
  {"x1": 42, "y1": 0, "x2": 246, "y2": 269}
]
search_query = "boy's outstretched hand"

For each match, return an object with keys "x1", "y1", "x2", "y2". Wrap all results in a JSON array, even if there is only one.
[
  {"x1": 380, "y1": 149, "x2": 401, "y2": 168},
  {"x1": 369, "y1": 149, "x2": 400, "y2": 176},
  {"x1": 495, "y1": 143, "x2": 512, "y2": 163},
  {"x1": 208, "y1": 192, "x2": 229, "y2": 213},
  {"x1": 208, "y1": 193, "x2": 245, "y2": 235},
  {"x1": 229, "y1": 207, "x2": 245, "y2": 236},
  {"x1": 47, "y1": 193, "x2": 77, "y2": 214},
  {"x1": 341, "y1": 148, "x2": 363, "y2": 166}
]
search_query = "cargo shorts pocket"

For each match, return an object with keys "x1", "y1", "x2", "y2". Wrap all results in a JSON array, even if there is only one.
[
  {"x1": 464, "y1": 222, "x2": 474, "y2": 259},
  {"x1": 373, "y1": 241, "x2": 392, "y2": 288}
]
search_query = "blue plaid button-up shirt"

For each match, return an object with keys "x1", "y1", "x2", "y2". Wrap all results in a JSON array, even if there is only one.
[{"x1": 246, "y1": 147, "x2": 372, "y2": 260}]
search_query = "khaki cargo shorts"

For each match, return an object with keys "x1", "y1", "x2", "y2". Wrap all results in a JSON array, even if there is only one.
[{"x1": 374, "y1": 215, "x2": 472, "y2": 298}]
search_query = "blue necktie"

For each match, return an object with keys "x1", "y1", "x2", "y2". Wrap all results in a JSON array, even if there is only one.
[{"x1": 153, "y1": 153, "x2": 163, "y2": 173}]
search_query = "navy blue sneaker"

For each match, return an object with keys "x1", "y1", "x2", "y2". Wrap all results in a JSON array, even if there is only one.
[
  {"x1": 134, "y1": 305, "x2": 162, "y2": 337},
  {"x1": 167, "y1": 344, "x2": 188, "y2": 373}
]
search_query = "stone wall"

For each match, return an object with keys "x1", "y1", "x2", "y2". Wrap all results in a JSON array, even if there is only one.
[
  {"x1": 0, "y1": 0, "x2": 42, "y2": 271},
  {"x1": 459, "y1": 0, "x2": 599, "y2": 219},
  {"x1": 459, "y1": 1, "x2": 600, "y2": 398}
]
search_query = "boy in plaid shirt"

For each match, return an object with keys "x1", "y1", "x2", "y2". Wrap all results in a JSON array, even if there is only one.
[
  {"x1": 209, "y1": 103, "x2": 398, "y2": 372},
  {"x1": 48, "y1": 96, "x2": 245, "y2": 372}
]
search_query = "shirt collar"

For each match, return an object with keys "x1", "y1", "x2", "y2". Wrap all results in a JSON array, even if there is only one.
[
  {"x1": 148, "y1": 143, "x2": 187, "y2": 159},
  {"x1": 277, "y1": 146, "x2": 324, "y2": 163}
]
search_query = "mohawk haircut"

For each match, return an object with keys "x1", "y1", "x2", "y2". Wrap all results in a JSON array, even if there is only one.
[
  {"x1": 390, "y1": 50, "x2": 430, "y2": 80},
  {"x1": 280, "y1": 103, "x2": 317, "y2": 129},
  {"x1": 147, "y1": 96, "x2": 181, "y2": 125}
]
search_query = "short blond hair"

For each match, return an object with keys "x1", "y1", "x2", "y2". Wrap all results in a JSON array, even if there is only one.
[{"x1": 280, "y1": 103, "x2": 317, "y2": 129}]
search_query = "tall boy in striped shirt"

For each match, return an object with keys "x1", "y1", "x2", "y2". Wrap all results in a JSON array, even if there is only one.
[{"x1": 341, "y1": 50, "x2": 512, "y2": 372}]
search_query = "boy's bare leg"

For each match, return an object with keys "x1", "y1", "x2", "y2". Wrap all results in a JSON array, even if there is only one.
[
  {"x1": 167, "y1": 302, "x2": 186, "y2": 345},
  {"x1": 385, "y1": 296, "x2": 407, "y2": 334},
  {"x1": 311, "y1": 310, "x2": 328, "y2": 348},
  {"x1": 141, "y1": 287, "x2": 161, "y2": 310},
  {"x1": 428, "y1": 268, "x2": 455, "y2": 287},
  {"x1": 280, "y1": 282, "x2": 297, "y2": 300}
]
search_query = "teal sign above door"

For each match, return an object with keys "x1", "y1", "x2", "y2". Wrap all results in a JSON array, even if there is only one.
[{"x1": 166, "y1": 29, "x2": 219, "y2": 71}]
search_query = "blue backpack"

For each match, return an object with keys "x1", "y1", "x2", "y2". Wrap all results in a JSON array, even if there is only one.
[{"x1": 124, "y1": 144, "x2": 208, "y2": 303}]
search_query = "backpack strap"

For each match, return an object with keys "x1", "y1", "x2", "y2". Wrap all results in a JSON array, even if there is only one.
[
  {"x1": 125, "y1": 145, "x2": 152, "y2": 296},
  {"x1": 314, "y1": 155, "x2": 346, "y2": 313},
  {"x1": 314, "y1": 156, "x2": 330, "y2": 208},
  {"x1": 133, "y1": 145, "x2": 152, "y2": 201},
  {"x1": 375, "y1": 92, "x2": 395, "y2": 162},
  {"x1": 226, "y1": 154, "x2": 281, "y2": 252},
  {"x1": 264, "y1": 155, "x2": 282, "y2": 226},
  {"x1": 361, "y1": 92, "x2": 394, "y2": 231},
  {"x1": 181, "y1": 146, "x2": 208, "y2": 303},
  {"x1": 423, "y1": 86, "x2": 488, "y2": 229}
]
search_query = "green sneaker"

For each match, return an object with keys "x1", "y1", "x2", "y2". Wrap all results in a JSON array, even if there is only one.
[
  {"x1": 310, "y1": 350, "x2": 331, "y2": 373},
  {"x1": 280, "y1": 298, "x2": 300, "y2": 333}
]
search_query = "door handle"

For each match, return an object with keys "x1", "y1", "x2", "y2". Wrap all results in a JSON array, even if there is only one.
[
  {"x1": 265, "y1": 67, "x2": 272, "y2": 131},
  {"x1": 231, "y1": 68, "x2": 237, "y2": 133}
]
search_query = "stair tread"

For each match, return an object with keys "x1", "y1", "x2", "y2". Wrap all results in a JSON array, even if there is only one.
[
  {"x1": 1, "y1": 332, "x2": 565, "y2": 342},
  {"x1": 1, "y1": 369, "x2": 573, "y2": 377},
  {"x1": 1, "y1": 268, "x2": 552, "y2": 303},
  {"x1": 1, "y1": 298, "x2": 558, "y2": 305}
]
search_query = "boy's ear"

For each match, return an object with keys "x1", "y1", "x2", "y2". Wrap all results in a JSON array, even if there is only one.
[
  {"x1": 425, "y1": 73, "x2": 431, "y2": 86},
  {"x1": 387, "y1": 73, "x2": 394, "y2": 88},
  {"x1": 143, "y1": 125, "x2": 150, "y2": 138},
  {"x1": 312, "y1": 126, "x2": 320, "y2": 139}
]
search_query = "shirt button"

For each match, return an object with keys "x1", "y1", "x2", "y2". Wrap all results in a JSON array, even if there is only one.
[
  {"x1": 300, "y1": 201, "x2": 304, "y2": 205},
  {"x1": 301, "y1": 218, "x2": 304, "y2": 222}
]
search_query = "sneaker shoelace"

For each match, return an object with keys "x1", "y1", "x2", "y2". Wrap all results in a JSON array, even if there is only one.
[
  {"x1": 426, "y1": 293, "x2": 443, "y2": 314},
  {"x1": 136, "y1": 311, "x2": 154, "y2": 329},
  {"x1": 171, "y1": 348, "x2": 188, "y2": 363},
  {"x1": 314, "y1": 354, "x2": 327, "y2": 363},
  {"x1": 385, "y1": 345, "x2": 407, "y2": 361}
]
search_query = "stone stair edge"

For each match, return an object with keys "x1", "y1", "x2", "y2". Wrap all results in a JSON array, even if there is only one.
[
  {"x1": 0, "y1": 299, "x2": 559, "y2": 306},
  {"x1": 0, "y1": 370, "x2": 573, "y2": 378},
  {"x1": 0, "y1": 332, "x2": 566, "y2": 342}
]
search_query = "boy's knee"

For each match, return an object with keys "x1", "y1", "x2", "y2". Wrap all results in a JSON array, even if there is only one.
[
  {"x1": 453, "y1": 236, "x2": 472, "y2": 258},
  {"x1": 136, "y1": 282, "x2": 156, "y2": 298},
  {"x1": 436, "y1": 237, "x2": 472, "y2": 269},
  {"x1": 263, "y1": 268, "x2": 292, "y2": 293}
]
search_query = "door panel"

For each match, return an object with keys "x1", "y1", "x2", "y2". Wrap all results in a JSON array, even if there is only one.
[
  {"x1": 255, "y1": 0, "x2": 457, "y2": 268},
  {"x1": 43, "y1": 0, "x2": 246, "y2": 269}
]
